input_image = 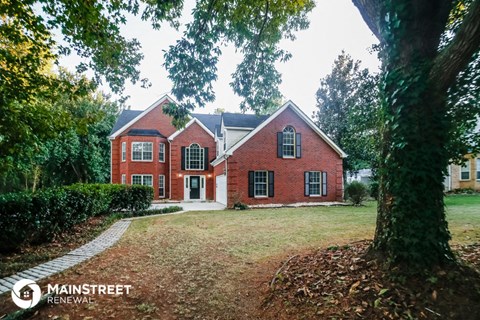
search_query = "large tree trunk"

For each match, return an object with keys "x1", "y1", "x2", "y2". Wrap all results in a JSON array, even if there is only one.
[{"x1": 372, "y1": 64, "x2": 454, "y2": 268}]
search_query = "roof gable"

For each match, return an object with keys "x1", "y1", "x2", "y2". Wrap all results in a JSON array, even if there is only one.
[
  {"x1": 109, "y1": 94, "x2": 176, "y2": 139},
  {"x1": 168, "y1": 118, "x2": 215, "y2": 141},
  {"x1": 225, "y1": 101, "x2": 347, "y2": 158},
  {"x1": 191, "y1": 113, "x2": 222, "y2": 134},
  {"x1": 110, "y1": 110, "x2": 142, "y2": 135}
]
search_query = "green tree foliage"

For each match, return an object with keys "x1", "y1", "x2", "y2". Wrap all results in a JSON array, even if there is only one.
[
  {"x1": 313, "y1": 52, "x2": 379, "y2": 174},
  {"x1": 0, "y1": 72, "x2": 119, "y2": 193},
  {"x1": 351, "y1": 0, "x2": 480, "y2": 269},
  {"x1": 163, "y1": 0, "x2": 315, "y2": 119}
]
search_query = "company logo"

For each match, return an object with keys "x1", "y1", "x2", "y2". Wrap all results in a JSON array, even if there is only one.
[{"x1": 11, "y1": 279, "x2": 41, "y2": 309}]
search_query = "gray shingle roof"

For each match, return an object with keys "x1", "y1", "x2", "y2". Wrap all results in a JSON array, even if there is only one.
[
  {"x1": 110, "y1": 110, "x2": 142, "y2": 135},
  {"x1": 126, "y1": 129, "x2": 165, "y2": 137},
  {"x1": 191, "y1": 113, "x2": 222, "y2": 134},
  {"x1": 222, "y1": 113, "x2": 269, "y2": 128}
]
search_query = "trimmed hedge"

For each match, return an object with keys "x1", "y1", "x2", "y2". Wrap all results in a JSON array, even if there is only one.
[{"x1": 0, "y1": 184, "x2": 153, "y2": 252}]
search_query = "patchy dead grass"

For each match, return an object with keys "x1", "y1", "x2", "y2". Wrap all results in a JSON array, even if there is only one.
[{"x1": 0, "y1": 197, "x2": 478, "y2": 319}]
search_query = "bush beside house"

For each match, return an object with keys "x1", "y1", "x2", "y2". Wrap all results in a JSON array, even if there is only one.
[{"x1": 0, "y1": 184, "x2": 153, "y2": 252}]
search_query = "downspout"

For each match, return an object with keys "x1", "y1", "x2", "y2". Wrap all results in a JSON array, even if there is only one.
[
  {"x1": 169, "y1": 140, "x2": 172, "y2": 200},
  {"x1": 109, "y1": 139, "x2": 113, "y2": 183}
]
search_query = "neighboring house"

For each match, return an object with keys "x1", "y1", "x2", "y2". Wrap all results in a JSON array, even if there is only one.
[
  {"x1": 444, "y1": 118, "x2": 480, "y2": 191},
  {"x1": 109, "y1": 95, "x2": 347, "y2": 207},
  {"x1": 346, "y1": 169, "x2": 372, "y2": 185},
  {"x1": 444, "y1": 156, "x2": 480, "y2": 191}
]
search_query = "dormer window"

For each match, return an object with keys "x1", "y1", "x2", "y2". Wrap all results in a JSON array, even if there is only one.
[{"x1": 277, "y1": 126, "x2": 301, "y2": 159}]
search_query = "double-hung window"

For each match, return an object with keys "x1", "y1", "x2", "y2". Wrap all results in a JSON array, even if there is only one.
[
  {"x1": 131, "y1": 175, "x2": 153, "y2": 186},
  {"x1": 305, "y1": 171, "x2": 327, "y2": 196},
  {"x1": 186, "y1": 143, "x2": 204, "y2": 170},
  {"x1": 159, "y1": 175, "x2": 165, "y2": 198},
  {"x1": 159, "y1": 143, "x2": 165, "y2": 162},
  {"x1": 308, "y1": 171, "x2": 321, "y2": 196},
  {"x1": 121, "y1": 174, "x2": 126, "y2": 184},
  {"x1": 248, "y1": 171, "x2": 274, "y2": 198},
  {"x1": 282, "y1": 126, "x2": 295, "y2": 158},
  {"x1": 254, "y1": 171, "x2": 268, "y2": 197},
  {"x1": 121, "y1": 142, "x2": 126, "y2": 162},
  {"x1": 132, "y1": 142, "x2": 153, "y2": 161},
  {"x1": 460, "y1": 160, "x2": 471, "y2": 180},
  {"x1": 277, "y1": 126, "x2": 301, "y2": 158}
]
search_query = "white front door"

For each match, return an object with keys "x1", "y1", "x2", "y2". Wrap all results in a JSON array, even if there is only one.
[{"x1": 184, "y1": 175, "x2": 206, "y2": 201}]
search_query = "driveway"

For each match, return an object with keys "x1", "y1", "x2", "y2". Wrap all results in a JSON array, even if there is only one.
[{"x1": 150, "y1": 201, "x2": 226, "y2": 211}]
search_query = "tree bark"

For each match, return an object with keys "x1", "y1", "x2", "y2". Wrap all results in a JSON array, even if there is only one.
[{"x1": 351, "y1": 0, "x2": 480, "y2": 269}]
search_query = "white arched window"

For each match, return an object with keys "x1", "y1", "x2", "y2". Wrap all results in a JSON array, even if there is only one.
[
  {"x1": 186, "y1": 143, "x2": 204, "y2": 170},
  {"x1": 282, "y1": 126, "x2": 295, "y2": 158}
]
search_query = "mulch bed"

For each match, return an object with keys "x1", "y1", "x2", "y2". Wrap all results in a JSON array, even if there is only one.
[{"x1": 263, "y1": 240, "x2": 480, "y2": 320}]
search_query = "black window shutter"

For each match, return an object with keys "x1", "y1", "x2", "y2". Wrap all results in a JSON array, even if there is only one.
[
  {"x1": 304, "y1": 171, "x2": 310, "y2": 196},
  {"x1": 204, "y1": 147, "x2": 209, "y2": 171},
  {"x1": 248, "y1": 171, "x2": 254, "y2": 197},
  {"x1": 277, "y1": 132, "x2": 283, "y2": 158},
  {"x1": 296, "y1": 133, "x2": 302, "y2": 158},
  {"x1": 181, "y1": 147, "x2": 186, "y2": 170},
  {"x1": 322, "y1": 171, "x2": 327, "y2": 196},
  {"x1": 268, "y1": 171, "x2": 274, "y2": 197}
]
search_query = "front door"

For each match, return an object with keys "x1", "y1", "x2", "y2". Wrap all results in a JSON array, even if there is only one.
[{"x1": 190, "y1": 176, "x2": 200, "y2": 200}]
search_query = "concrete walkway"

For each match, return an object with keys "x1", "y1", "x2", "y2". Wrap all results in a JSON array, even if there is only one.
[
  {"x1": 150, "y1": 201, "x2": 226, "y2": 211},
  {"x1": 0, "y1": 220, "x2": 131, "y2": 295}
]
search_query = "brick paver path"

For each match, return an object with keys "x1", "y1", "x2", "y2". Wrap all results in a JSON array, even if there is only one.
[{"x1": 0, "y1": 220, "x2": 131, "y2": 295}]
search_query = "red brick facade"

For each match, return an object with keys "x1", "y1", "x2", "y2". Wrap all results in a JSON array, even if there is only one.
[
  {"x1": 110, "y1": 97, "x2": 345, "y2": 205},
  {"x1": 170, "y1": 122, "x2": 216, "y2": 201},
  {"x1": 221, "y1": 107, "x2": 343, "y2": 206}
]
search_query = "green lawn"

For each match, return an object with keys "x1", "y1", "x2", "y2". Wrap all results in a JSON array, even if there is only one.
[
  {"x1": 12, "y1": 195, "x2": 479, "y2": 319},
  {"x1": 445, "y1": 194, "x2": 480, "y2": 244}
]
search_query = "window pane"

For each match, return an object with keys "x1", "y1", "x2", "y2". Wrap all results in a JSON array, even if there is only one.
[
  {"x1": 283, "y1": 127, "x2": 295, "y2": 157},
  {"x1": 159, "y1": 143, "x2": 165, "y2": 162},
  {"x1": 159, "y1": 175, "x2": 165, "y2": 197},
  {"x1": 122, "y1": 142, "x2": 126, "y2": 161},
  {"x1": 477, "y1": 159, "x2": 480, "y2": 180},
  {"x1": 309, "y1": 171, "x2": 320, "y2": 195},
  {"x1": 461, "y1": 161, "x2": 470, "y2": 180},
  {"x1": 132, "y1": 175, "x2": 142, "y2": 185},
  {"x1": 254, "y1": 171, "x2": 267, "y2": 196},
  {"x1": 143, "y1": 175, "x2": 153, "y2": 186},
  {"x1": 143, "y1": 143, "x2": 153, "y2": 160},
  {"x1": 132, "y1": 143, "x2": 142, "y2": 160},
  {"x1": 187, "y1": 144, "x2": 204, "y2": 170}
]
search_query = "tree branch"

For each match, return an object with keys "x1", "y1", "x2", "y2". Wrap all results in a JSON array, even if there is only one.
[
  {"x1": 430, "y1": 0, "x2": 480, "y2": 92},
  {"x1": 351, "y1": 0, "x2": 384, "y2": 42}
]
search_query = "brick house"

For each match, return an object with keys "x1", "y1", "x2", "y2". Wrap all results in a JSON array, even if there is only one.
[
  {"x1": 444, "y1": 156, "x2": 480, "y2": 191},
  {"x1": 109, "y1": 95, "x2": 346, "y2": 207}
]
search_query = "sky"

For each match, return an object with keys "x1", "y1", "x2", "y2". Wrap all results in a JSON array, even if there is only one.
[{"x1": 61, "y1": 0, "x2": 380, "y2": 118}]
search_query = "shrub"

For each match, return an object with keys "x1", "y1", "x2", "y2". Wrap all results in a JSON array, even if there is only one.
[
  {"x1": 123, "y1": 206, "x2": 183, "y2": 217},
  {"x1": 233, "y1": 202, "x2": 249, "y2": 210},
  {"x1": 0, "y1": 184, "x2": 154, "y2": 253},
  {"x1": 345, "y1": 181, "x2": 369, "y2": 206}
]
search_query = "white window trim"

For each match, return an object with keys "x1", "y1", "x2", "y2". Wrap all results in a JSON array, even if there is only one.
[
  {"x1": 186, "y1": 143, "x2": 205, "y2": 171},
  {"x1": 159, "y1": 143, "x2": 165, "y2": 163},
  {"x1": 159, "y1": 174, "x2": 165, "y2": 198},
  {"x1": 131, "y1": 142, "x2": 153, "y2": 162},
  {"x1": 254, "y1": 170, "x2": 268, "y2": 198},
  {"x1": 282, "y1": 126, "x2": 296, "y2": 159},
  {"x1": 460, "y1": 160, "x2": 471, "y2": 181},
  {"x1": 121, "y1": 174, "x2": 126, "y2": 184},
  {"x1": 131, "y1": 174, "x2": 153, "y2": 186},
  {"x1": 308, "y1": 171, "x2": 321, "y2": 196},
  {"x1": 121, "y1": 142, "x2": 126, "y2": 162}
]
